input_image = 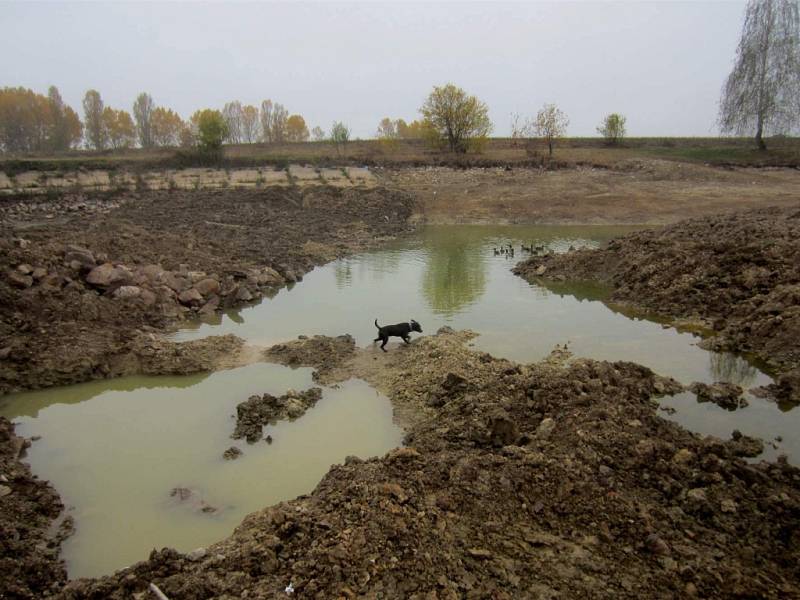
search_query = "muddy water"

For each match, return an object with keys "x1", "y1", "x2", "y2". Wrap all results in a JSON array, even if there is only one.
[
  {"x1": 178, "y1": 225, "x2": 793, "y2": 461},
  {"x1": 1, "y1": 224, "x2": 796, "y2": 578},
  {"x1": 0, "y1": 365, "x2": 402, "y2": 578}
]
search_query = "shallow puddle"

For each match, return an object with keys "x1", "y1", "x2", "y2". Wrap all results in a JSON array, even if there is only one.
[
  {"x1": 0, "y1": 365, "x2": 402, "y2": 578},
  {"x1": 2, "y1": 224, "x2": 796, "y2": 578}
]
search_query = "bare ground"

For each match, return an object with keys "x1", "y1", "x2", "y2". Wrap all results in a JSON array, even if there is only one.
[{"x1": 384, "y1": 161, "x2": 800, "y2": 224}]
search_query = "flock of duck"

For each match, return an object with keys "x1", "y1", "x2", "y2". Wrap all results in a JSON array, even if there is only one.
[{"x1": 493, "y1": 243, "x2": 548, "y2": 258}]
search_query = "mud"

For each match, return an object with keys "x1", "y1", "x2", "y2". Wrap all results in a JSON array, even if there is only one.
[
  {"x1": 514, "y1": 205, "x2": 800, "y2": 403},
  {"x1": 58, "y1": 331, "x2": 800, "y2": 599},
  {"x1": 265, "y1": 334, "x2": 357, "y2": 384},
  {"x1": 232, "y1": 388, "x2": 323, "y2": 443},
  {"x1": 0, "y1": 186, "x2": 415, "y2": 394},
  {"x1": 0, "y1": 417, "x2": 68, "y2": 599}
]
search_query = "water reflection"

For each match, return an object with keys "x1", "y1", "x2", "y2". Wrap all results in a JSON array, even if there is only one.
[
  {"x1": 421, "y1": 230, "x2": 488, "y2": 316},
  {"x1": 709, "y1": 352, "x2": 760, "y2": 387}
]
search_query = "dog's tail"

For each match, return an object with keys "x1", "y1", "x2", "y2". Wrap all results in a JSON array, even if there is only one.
[{"x1": 374, "y1": 318, "x2": 380, "y2": 329}]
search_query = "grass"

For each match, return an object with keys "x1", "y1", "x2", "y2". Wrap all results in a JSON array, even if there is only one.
[{"x1": 1, "y1": 137, "x2": 798, "y2": 174}]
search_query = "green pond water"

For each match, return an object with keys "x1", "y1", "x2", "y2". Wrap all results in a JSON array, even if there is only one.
[{"x1": 1, "y1": 224, "x2": 794, "y2": 579}]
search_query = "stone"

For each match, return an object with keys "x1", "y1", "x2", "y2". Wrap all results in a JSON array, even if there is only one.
[
  {"x1": 720, "y1": 499, "x2": 737, "y2": 513},
  {"x1": 0, "y1": 484, "x2": 11, "y2": 497},
  {"x1": 689, "y1": 381, "x2": 746, "y2": 410},
  {"x1": 86, "y1": 263, "x2": 131, "y2": 288},
  {"x1": 235, "y1": 286, "x2": 254, "y2": 302},
  {"x1": 31, "y1": 267, "x2": 47, "y2": 280},
  {"x1": 187, "y1": 547, "x2": 207, "y2": 561},
  {"x1": 672, "y1": 448, "x2": 694, "y2": 464},
  {"x1": 223, "y1": 447, "x2": 243, "y2": 460},
  {"x1": 16, "y1": 263, "x2": 33, "y2": 275},
  {"x1": 198, "y1": 295, "x2": 220, "y2": 315},
  {"x1": 178, "y1": 288, "x2": 204, "y2": 306},
  {"x1": 7, "y1": 271, "x2": 33, "y2": 289},
  {"x1": 644, "y1": 533, "x2": 670, "y2": 556},
  {"x1": 535, "y1": 417, "x2": 556, "y2": 440},
  {"x1": 535, "y1": 265, "x2": 547, "y2": 276},
  {"x1": 113, "y1": 285, "x2": 142, "y2": 300},
  {"x1": 686, "y1": 488, "x2": 707, "y2": 502},
  {"x1": 64, "y1": 245, "x2": 95, "y2": 270},
  {"x1": 162, "y1": 272, "x2": 191, "y2": 293},
  {"x1": 195, "y1": 278, "x2": 220, "y2": 297}
]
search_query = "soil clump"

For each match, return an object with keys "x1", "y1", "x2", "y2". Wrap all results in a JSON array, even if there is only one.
[
  {"x1": 514, "y1": 205, "x2": 800, "y2": 403},
  {"x1": 58, "y1": 331, "x2": 800, "y2": 599},
  {"x1": 232, "y1": 388, "x2": 323, "y2": 443},
  {"x1": 0, "y1": 186, "x2": 415, "y2": 394}
]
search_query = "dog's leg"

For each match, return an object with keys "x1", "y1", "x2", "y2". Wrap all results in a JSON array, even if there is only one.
[
  {"x1": 373, "y1": 337, "x2": 381, "y2": 342},
  {"x1": 402, "y1": 336, "x2": 411, "y2": 344},
  {"x1": 380, "y1": 337, "x2": 388, "y2": 352}
]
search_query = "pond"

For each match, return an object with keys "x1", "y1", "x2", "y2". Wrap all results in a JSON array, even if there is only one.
[{"x1": 1, "y1": 224, "x2": 793, "y2": 578}]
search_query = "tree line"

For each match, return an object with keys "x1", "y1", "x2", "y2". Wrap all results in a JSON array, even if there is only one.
[{"x1": 1, "y1": 0, "x2": 797, "y2": 155}]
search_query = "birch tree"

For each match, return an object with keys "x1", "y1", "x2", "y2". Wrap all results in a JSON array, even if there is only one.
[
  {"x1": 719, "y1": 0, "x2": 800, "y2": 149},
  {"x1": 82, "y1": 89, "x2": 106, "y2": 150}
]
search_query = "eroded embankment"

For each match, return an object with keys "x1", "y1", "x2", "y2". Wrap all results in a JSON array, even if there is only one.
[
  {"x1": 0, "y1": 185, "x2": 416, "y2": 394},
  {"x1": 514, "y1": 205, "x2": 800, "y2": 404},
  {"x1": 56, "y1": 331, "x2": 800, "y2": 599}
]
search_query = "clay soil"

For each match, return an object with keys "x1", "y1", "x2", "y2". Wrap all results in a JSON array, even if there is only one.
[
  {"x1": 0, "y1": 186, "x2": 415, "y2": 394},
  {"x1": 514, "y1": 205, "x2": 800, "y2": 404},
  {"x1": 56, "y1": 331, "x2": 800, "y2": 599},
  {"x1": 384, "y1": 161, "x2": 800, "y2": 224}
]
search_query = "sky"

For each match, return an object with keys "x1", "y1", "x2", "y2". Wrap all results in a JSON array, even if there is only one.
[{"x1": 2, "y1": 1, "x2": 747, "y2": 138}]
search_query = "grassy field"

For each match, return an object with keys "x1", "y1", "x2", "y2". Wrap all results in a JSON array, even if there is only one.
[{"x1": 1, "y1": 136, "x2": 798, "y2": 174}]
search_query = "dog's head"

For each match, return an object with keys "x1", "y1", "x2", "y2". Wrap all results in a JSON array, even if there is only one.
[{"x1": 410, "y1": 319, "x2": 422, "y2": 333}]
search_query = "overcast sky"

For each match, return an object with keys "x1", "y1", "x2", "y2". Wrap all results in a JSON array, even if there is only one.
[{"x1": 3, "y1": 1, "x2": 747, "y2": 138}]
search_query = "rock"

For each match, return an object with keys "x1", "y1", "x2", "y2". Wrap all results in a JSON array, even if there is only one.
[
  {"x1": 16, "y1": 263, "x2": 33, "y2": 275},
  {"x1": 233, "y1": 388, "x2": 323, "y2": 443},
  {"x1": 689, "y1": 381, "x2": 746, "y2": 410},
  {"x1": 188, "y1": 271, "x2": 207, "y2": 283},
  {"x1": 672, "y1": 448, "x2": 694, "y2": 465},
  {"x1": 720, "y1": 499, "x2": 737, "y2": 513},
  {"x1": 139, "y1": 288, "x2": 157, "y2": 306},
  {"x1": 729, "y1": 431, "x2": 764, "y2": 457},
  {"x1": 162, "y1": 272, "x2": 191, "y2": 293},
  {"x1": 7, "y1": 271, "x2": 33, "y2": 289},
  {"x1": 488, "y1": 414, "x2": 519, "y2": 447},
  {"x1": 0, "y1": 484, "x2": 11, "y2": 497},
  {"x1": 31, "y1": 267, "x2": 47, "y2": 280},
  {"x1": 194, "y1": 277, "x2": 220, "y2": 297},
  {"x1": 187, "y1": 547, "x2": 207, "y2": 561},
  {"x1": 64, "y1": 245, "x2": 95, "y2": 270},
  {"x1": 534, "y1": 417, "x2": 556, "y2": 440},
  {"x1": 178, "y1": 288, "x2": 204, "y2": 306},
  {"x1": 467, "y1": 548, "x2": 493, "y2": 559},
  {"x1": 437, "y1": 326, "x2": 455, "y2": 335},
  {"x1": 223, "y1": 447, "x2": 243, "y2": 460},
  {"x1": 644, "y1": 533, "x2": 670, "y2": 556},
  {"x1": 198, "y1": 295, "x2": 220, "y2": 315},
  {"x1": 260, "y1": 267, "x2": 284, "y2": 285},
  {"x1": 0, "y1": 347, "x2": 11, "y2": 360},
  {"x1": 86, "y1": 263, "x2": 132, "y2": 288},
  {"x1": 686, "y1": 488, "x2": 707, "y2": 502},
  {"x1": 235, "y1": 286, "x2": 254, "y2": 302},
  {"x1": 535, "y1": 265, "x2": 547, "y2": 276},
  {"x1": 113, "y1": 285, "x2": 142, "y2": 300}
]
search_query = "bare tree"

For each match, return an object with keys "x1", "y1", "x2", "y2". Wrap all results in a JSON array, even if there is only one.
[
  {"x1": 271, "y1": 103, "x2": 289, "y2": 142},
  {"x1": 509, "y1": 112, "x2": 533, "y2": 146},
  {"x1": 719, "y1": 0, "x2": 800, "y2": 149},
  {"x1": 133, "y1": 92, "x2": 155, "y2": 148},
  {"x1": 311, "y1": 126, "x2": 326, "y2": 141},
  {"x1": 222, "y1": 101, "x2": 243, "y2": 144},
  {"x1": 534, "y1": 103, "x2": 569, "y2": 157},
  {"x1": 260, "y1": 99, "x2": 273, "y2": 142},
  {"x1": 240, "y1": 105, "x2": 260, "y2": 143}
]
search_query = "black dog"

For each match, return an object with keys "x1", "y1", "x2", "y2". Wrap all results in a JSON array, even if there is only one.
[{"x1": 374, "y1": 318, "x2": 422, "y2": 352}]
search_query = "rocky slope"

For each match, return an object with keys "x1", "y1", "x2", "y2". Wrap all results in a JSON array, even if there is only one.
[
  {"x1": 514, "y1": 205, "x2": 800, "y2": 404},
  {"x1": 0, "y1": 186, "x2": 415, "y2": 394}
]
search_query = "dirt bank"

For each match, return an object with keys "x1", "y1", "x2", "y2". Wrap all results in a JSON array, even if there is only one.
[
  {"x1": 384, "y1": 161, "x2": 800, "y2": 224},
  {"x1": 58, "y1": 331, "x2": 799, "y2": 599},
  {"x1": 0, "y1": 417, "x2": 68, "y2": 599},
  {"x1": 514, "y1": 205, "x2": 800, "y2": 403},
  {"x1": 0, "y1": 186, "x2": 415, "y2": 394}
]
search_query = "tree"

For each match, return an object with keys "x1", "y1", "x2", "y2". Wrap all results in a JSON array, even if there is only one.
[
  {"x1": 286, "y1": 114, "x2": 309, "y2": 141},
  {"x1": 376, "y1": 117, "x2": 398, "y2": 140},
  {"x1": 597, "y1": 113, "x2": 627, "y2": 145},
  {"x1": 240, "y1": 104, "x2": 260, "y2": 143},
  {"x1": 0, "y1": 87, "x2": 65, "y2": 152},
  {"x1": 196, "y1": 109, "x2": 228, "y2": 153},
  {"x1": 63, "y1": 105, "x2": 83, "y2": 149},
  {"x1": 330, "y1": 121, "x2": 350, "y2": 155},
  {"x1": 396, "y1": 119, "x2": 425, "y2": 139},
  {"x1": 311, "y1": 126, "x2": 325, "y2": 141},
  {"x1": 534, "y1": 103, "x2": 569, "y2": 157},
  {"x1": 47, "y1": 86, "x2": 70, "y2": 151},
  {"x1": 510, "y1": 112, "x2": 534, "y2": 146},
  {"x1": 259, "y1": 99, "x2": 273, "y2": 142},
  {"x1": 719, "y1": 0, "x2": 800, "y2": 150},
  {"x1": 222, "y1": 101, "x2": 243, "y2": 144},
  {"x1": 420, "y1": 83, "x2": 492, "y2": 153},
  {"x1": 259, "y1": 99, "x2": 289, "y2": 142},
  {"x1": 82, "y1": 89, "x2": 106, "y2": 150},
  {"x1": 133, "y1": 92, "x2": 155, "y2": 148},
  {"x1": 150, "y1": 107, "x2": 184, "y2": 147},
  {"x1": 102, "y1": 107, "x2": 135, "y2": 149}
]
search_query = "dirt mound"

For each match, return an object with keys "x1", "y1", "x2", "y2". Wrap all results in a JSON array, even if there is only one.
[
  {"x1": 0, "y1": 186, "x2": 415, "y2": 394},
  {"x1": 514, "y1": 205, "x2": 800, "y2": 403},
  {"x1": 0, "y1": 418, "x2": 67, "y2": 599},
  {"x1": 233, "y1": 388, "x2": 323, "y2": 443},
  {"x1": 59, "y1": 331, "x2": 799, "y2": 599},
  {"x1": 265, "y1": 334, "x2": 356, "y2": 383}
]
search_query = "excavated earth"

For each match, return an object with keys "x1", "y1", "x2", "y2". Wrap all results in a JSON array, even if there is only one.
[
  {"x1": 514, "y1": 205, "x2": 800, "y2": 404},
  {"x1": 52, "y1": 331, "x2": 799, "y2": 599},
  {"x1": 0, "y1": 186, "x2": 415, "y2": 394}
]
